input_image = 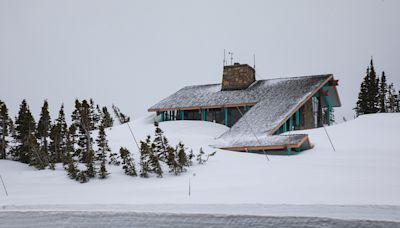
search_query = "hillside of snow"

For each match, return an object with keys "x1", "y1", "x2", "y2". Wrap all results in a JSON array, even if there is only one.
[{"x1": 0, "y1": 113, "x2": 399, "y2": 213}]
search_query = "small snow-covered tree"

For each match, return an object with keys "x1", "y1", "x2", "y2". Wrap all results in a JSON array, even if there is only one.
[
  {"x1": 176, "y1": 142, "x2": 188, "y2": 172},
  {"x1": 196, "y1": 147, "x2": 206, "y2": 164},
  {"x1": 166, "y1": 146, "x2": 179, "y2": 175},
  {"x1": 119, "y1": 147, "x2": 137, "y2": 176},
  {"x1": 153, "y1": 122, "x2": 169, "y2": 162},
  {"x1": 139, "y1": 136, "x2": 152, "y2": 178}
]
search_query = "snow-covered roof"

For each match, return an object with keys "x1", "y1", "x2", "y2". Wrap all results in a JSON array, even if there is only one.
[{"x1": 149, "y1": 74, "x2": 339, "y2": 151}]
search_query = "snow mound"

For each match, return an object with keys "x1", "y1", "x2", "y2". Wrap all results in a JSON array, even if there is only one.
[{"x1": 0, "y1": 113, "x2": 399, "y2": 210}]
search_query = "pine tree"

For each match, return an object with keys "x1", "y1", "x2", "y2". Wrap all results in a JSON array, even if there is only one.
[
  {"x1": 0, "y1": 100, "x2": 10, "y2": 159},
  {"x1": 112, "y1": 104, "x2": 130, "y2": 124},
  {"x1": 85, "y1": 149, "x2": 96, "y2": 178},
  {"x1": 166, "y1": 146, "x2": 179, "y2": 175},
  {"x1": 63, "y1": 124, "x2": 79, "y2": 179},
  {"x1": 108, "y1": 151, "x2": 120, "y2": 166},
  {"x1": 77, "y1": 170, "x2": 89, "y2": 183},
  {"x1": 176, "y1": 142, "x2": 188, "y2": 172},
  {"x1": 139, "y1": 136, "x2": 152, "y2": 178},
  {"x1": 187, "y1": 149, "x2": 194, "y2": 166},
  {"x1": 153, "y1": 122, "x2": 168, "y2": 162},
  {"x1": 367, "y1": 59, "x2": 379, "y2": 113},
  {"x1": 101, "y1": 106, "x2": 114, "y2": 128},
  {"x1": 96, "y1": 125, "x2": 110, "y2": 178},
  {"x1": 36, "y1": 100, "x2": 51, "y2": 167},
  {"x1": 76, "y1": 100, "x2": 94, "y2": 163},
  {"x1": 355, "y1": 59, "x2": 381, "y2": 115},
  {"x1": 196, "y1": 147, "x2": 206, "y2": 164},
  {"x1": 89, "y1": 99, "x2": 99, "y2": 130},
  {"x1": 99, "y1": 161, "x2": 109, "y2": 179},
  {"x1": 149, "y1": 142, "x2": 163, "y2": 178},
  {"x1": 119, "y1": 147, "x2": 137, "y2": 176},
  {"x1": 387, "y1": 83, "x2": 397, "y2": 112},
  {"x1": 14, "y1": 100, "x2": 37, "y2": 164},
  {"x1": 378, "y1": 71, "x2": 388, "y2": 113},
  {"x1": 49, "y1": 104, "x2": 68, "y2": 165}
]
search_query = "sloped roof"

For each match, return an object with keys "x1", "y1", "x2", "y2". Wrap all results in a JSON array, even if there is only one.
[{"x1": 149, "y1": 74, "x2": 340, "y2": 151}]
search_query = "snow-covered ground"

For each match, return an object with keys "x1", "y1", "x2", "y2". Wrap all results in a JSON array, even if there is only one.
[{"x1": 0, "y1": 113, "x2": 400, "y2": 221}]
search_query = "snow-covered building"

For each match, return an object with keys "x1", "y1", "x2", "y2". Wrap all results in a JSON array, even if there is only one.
[{"x1": 148, "y1": 63, "x2": 341, "y2": 153}]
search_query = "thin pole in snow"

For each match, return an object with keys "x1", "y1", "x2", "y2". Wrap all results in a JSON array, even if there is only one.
[
  {"x1": 0, "y1": 174, "x2": 8, "y2": 196},
  {"x1": 188, "y1": 175, "x2": 191, "y2": 197},
  {"x1": 323, "y1": 124, "x2": 336, "y2": 152},
  {"x1": 235, "y1": 107, "x2": 270, "y2": 161},
  {"x1": 126, "y1": 122, "x2": 140, "y2": 151}
]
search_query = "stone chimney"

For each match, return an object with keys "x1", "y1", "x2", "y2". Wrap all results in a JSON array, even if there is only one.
[{"x1": 221, "y1": 63, "x2": 256, "y2": 91}]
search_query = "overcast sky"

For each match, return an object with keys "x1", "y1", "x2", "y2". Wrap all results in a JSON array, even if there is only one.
[{"x1": 1, "y1": 0, "x2": 399, "y2": 123}]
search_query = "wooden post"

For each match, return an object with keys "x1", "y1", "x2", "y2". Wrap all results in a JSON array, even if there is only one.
[
  {"x1": 181, "y1": 110, "x2": 184, "y2": 120},
  {"x1": 289, "y1": 116, "x2": 293, "y2": 131},
  {"x1": 283, "y1": 121, "x2": 287, "y2": 133},
  {"x1": 224, "y1": 107, "x2": 228, "y2": 126}
]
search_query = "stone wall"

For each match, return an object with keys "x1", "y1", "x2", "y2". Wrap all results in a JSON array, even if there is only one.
[{"x1": 221, "y1": 63, "x2": 256, "y2": 91}]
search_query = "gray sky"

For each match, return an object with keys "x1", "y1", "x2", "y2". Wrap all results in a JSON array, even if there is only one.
[{"x1": 1, "y1": 0, "x2": 399, "y2": 122}]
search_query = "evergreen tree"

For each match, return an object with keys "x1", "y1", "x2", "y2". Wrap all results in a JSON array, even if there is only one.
[
  {"x1": 90, "y1": 99, "x2": 99, "y2": 130},
  {"x1": 99, "y1": 161, "x2": 109, "y2": 179},
  {"x1": 119, "y1": 147, "x2": 137, "y2": 176},
  {"x1": 85, "y1": 148, "x2": 96, "y2": 178},
  {"x1": 36, "y1": 100, "x2": 51, "y2": 167},
  {"x1": 27, "y1": 131, "x2": 47, "y2": 169},
  {"x1": 77, "y1": 170, "x2": 89, "y2": 183},
  {"x1": 187, "y1": 149, "x2": 194, "y2": 166},
  {"x1": 14, "y1": 100, "x2": 37, "y2": 164},
  {"x1": 139, "y1": 136, "x2": 152, "y2": 178},
  {"x1": 0, "y1": 100, "x2": 10, "y2": 159},
  {"x1": 149, "y1": 142, "x2": 163, "y2": 177},
  {"x1": 387, "y1": 83, "x2": 397, "y2": 112},
  {"x1": 75, "y1": 100, "x2": 94, "y2": 163},
  {"x1": 108, "y1": 150, "x2": 120, "y2": 166},
  {"x1": 153, "y1": 122, "x2": 168, "y2": 162},
  {"x1": 378, "y1": 71, "x2": 388, "y2": 113},
  {"x1": 64, "y1": 148, "x2": 78, "y2": 180},
  {"x1": 166, "y1": 146, "x2": 179, "y2": 175},
  {"x1": 355, "y1": 59, "x2": 380, "y2": 115},
  {"x1": 49, "y1": 104, "x2": 68, "y2": 164},
  {"x1": 101, "y1": 106, "x2": 114, "y2": 128},
  {"x1": 176, "y1": 142, "x2": 188, "y2": 172},
  {"x1": 367, "y1": 59, "x2": 380, "y2": 113},
  {"x1": 196, "y1": 147, "x2": 206, "y2": 164},
  {"x1": 112, "y1": 104, "x2": 130, "y2": 124},
  {"x1": 96, "y1": 125, "x2": 110, "y2": 178}
]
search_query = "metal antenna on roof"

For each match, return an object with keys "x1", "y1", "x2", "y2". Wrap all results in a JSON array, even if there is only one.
[
  {"x1": 253, "y1": 54, "x2": 256, "y2": 71},
  {"x1": 223, "y1": 49, "x2": 226, "y2": 66},
  {"x1": 235, "y1": 107, "x2": 270, "y2": 161},
  {"x1": 228, "y1": 52, "x2": 234, "y2": 65}
]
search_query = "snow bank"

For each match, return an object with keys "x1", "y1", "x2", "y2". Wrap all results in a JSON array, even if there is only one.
[{"x1": 0, "y1": 113, "x2": 399, "y2": 218}]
